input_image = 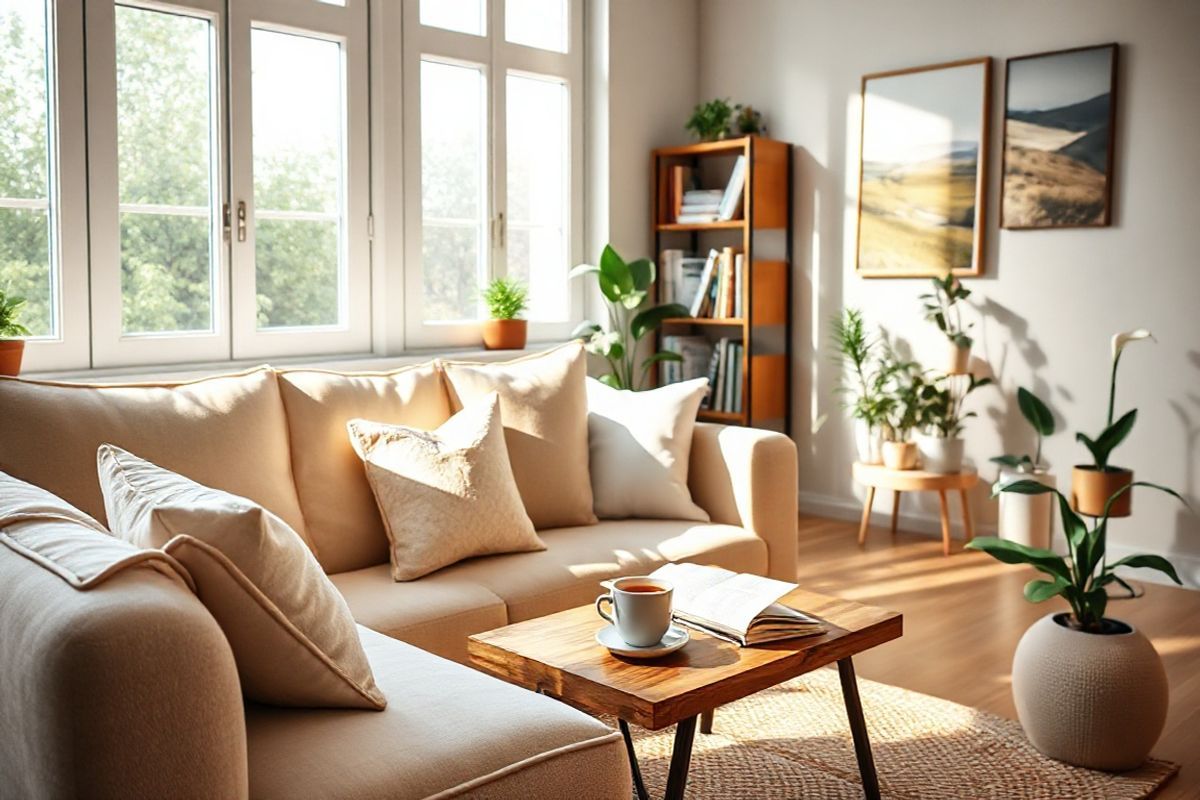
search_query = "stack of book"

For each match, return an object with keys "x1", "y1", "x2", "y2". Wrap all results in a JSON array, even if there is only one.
[
  {"x1": 675, "y1": 247, "x2": 743, "y2": 320},
  {"x1": 659, "y1": 335, "x2": 712, "y2": 386},
  {"x1": 676, "y1": 188, "x2": 724, "y2": 224},
  {"x1": 703, "y1": 338, "x2": 744, "y2": 414},
  {"x1": 669, "y1": 155, "x2": 747, "y2": 224}
]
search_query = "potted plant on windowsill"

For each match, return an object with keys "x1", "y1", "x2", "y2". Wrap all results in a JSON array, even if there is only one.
[
  {"x1": 879, "y1": 353, "x2": 924, "y2": 470},
  {"x1": 914, "y1": 372, "x2": 992, "y2": 473},
  {"x1": 991, "y1": 387, "x2": 1057, "y2": 548},
  {"x1": 1072, "y1": 329, "x2": 1154, "y2": 517},
  {"x1": 967, "y1": 480, "x2": 1189, "y2": 770},
  {"x1": 830, "y1": 308, "x2": 894, "y2": 465},
  {"x1": 0, "y1": 289, "x2": 31, "y2": 376},
  {"x1": 920, "y1": 273, "x2": 974, "y2": 374},
  {"x1": 480, "y1": 277, "x2": 529, "y2": 351}
]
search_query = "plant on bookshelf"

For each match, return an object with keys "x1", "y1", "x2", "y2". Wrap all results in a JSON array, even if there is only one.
[
  {"x1": 570, "y1": 245, "x2": 688, "y2": 391},
  {"x1": 684, "y1": 97, "x2": 734, "y2": 141},
  {"x1": 734, "y1": 104, "x2": 764, "y2": 135}
]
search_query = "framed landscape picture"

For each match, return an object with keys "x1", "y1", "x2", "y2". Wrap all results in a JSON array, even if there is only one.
[
  {"x1": 856, "y1": 57, "x2": 991, "y2": 278},
  {"x1": 1001, "y1": 43, "x2": 1118, "y2": 229}
]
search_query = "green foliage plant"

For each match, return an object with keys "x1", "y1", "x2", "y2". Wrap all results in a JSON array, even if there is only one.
[
  {"x1": 0, "y1": 288, "x2": 30, "y2": 338},
  {"x1": 685, "y1": 98, "x2": 734, "y2": 142},
  {"x1": 734, "y1": 104, "x2": 764, "y2": 135},
  {"x1": 830, "y1": 308, "x2": 894, "y2": 433},
  {"x1": 916, "y1": 372, "x2": 993, "y2": 438},
  {"x1": 570, "y1": 245, "x2": 688, "y2": 391},
  {"x1": 919, "y1": 273, "x2": 973, "y2": 348},
  {"x1": 875, "y1": 347, "x2": 924, "y2": 443},
  {"x1": 991, "y1": 387, "x2": 1055, "y2": 472},
  {"x1": 1076, "y1": 329, "x2": 1155, "y2": 472},
  {"x1": 480, "y1": 277, "x2": 528, "y2": 320},
  {"x1": 968, "y1": 480, "x2": 1189, "y2": 633}
]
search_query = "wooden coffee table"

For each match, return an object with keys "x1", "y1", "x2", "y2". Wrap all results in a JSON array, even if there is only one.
[{"x1": 468, "y1": 589, "x2": 902, "y2": 800}]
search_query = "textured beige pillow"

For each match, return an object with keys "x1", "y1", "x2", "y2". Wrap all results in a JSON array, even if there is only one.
[
  {"x1": 586, "y1": 377, "x2": 711, "y2": 521},
  {"x1": 97, "y1": 445, "x2": 386, "y2": 711},
  {"x1": 348, "y1": 393, "x2": 544, "y2": 582},
  {"x1": 440, "y1": 343, "x2": 597, "y2": 529}
]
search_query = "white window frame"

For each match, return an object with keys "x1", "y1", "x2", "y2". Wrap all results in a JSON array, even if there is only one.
[{"x1": 401, "y1": 0, "x2": 584, "y2": 349}]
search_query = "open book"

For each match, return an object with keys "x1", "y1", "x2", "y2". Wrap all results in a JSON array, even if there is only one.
[{"x1": 649, "y1": 563, "x2": 825, "y2": 646}]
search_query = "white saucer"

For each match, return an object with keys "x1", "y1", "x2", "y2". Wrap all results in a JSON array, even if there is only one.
[{"x1": 596, "y1": 623, "x2": 690, "y2": 659}]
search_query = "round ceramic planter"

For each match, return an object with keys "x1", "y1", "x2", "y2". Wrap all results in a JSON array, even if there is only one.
[
  {"x1": 1012, "y1": 612, "x2": 1167, "y2": 771},
  {"x1": 944, "y1": 340, "x2": 970, "y2": 375},
  {"x1": 1071, "y1": 465, "x2": 1133, "y2": 518},
  {"x1": 996, "y1": 467, "x2": 1055, "y2": 549},
  {"x1": 0, "y1": 339, "x2": 24, "y2": 376},
  {"x1": 481, "y1": 319, "x2": 528, "y2": 351},
  {"x1": 854, "y1": 420, "x2": 883, "y2": 465},
  {"x1": 915, "y1": 435, "x2": 964, "y2": 473},
  {"x1": 881, "y1": 441, "x2": 918, "y2": 471}
]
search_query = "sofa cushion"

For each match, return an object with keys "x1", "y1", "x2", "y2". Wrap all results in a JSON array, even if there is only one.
[
  {"x1": 0, "y1": 367, "x2": 310, "y2": 546},
  {"x1": 277, "y1": 363, "x2": 452, "y2": 574},
  {"x1": 439, "y1": 520, "x2": 768, "y2": 622},
  {"x1": 329, "y1": 564, "x2": 507, "y2": 664},
  {"x1": 244, "y1": 626, "x2": 630, "y2": 800},
  {"x1": 99, "y1": 445, "x2": 386, "y2": 711},
  {"x1": 441, "y1": 343, "x2": 598, "y2": 530}
]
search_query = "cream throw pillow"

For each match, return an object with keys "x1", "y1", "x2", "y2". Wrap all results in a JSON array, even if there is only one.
[
  {"x1": 585, "y1": 377, "x2": 711, "y2": 521},
  {"x1": 440, "y1": 343, "x2": 597, "y2": 529},
  {"x1": 347, "y1": 393, "x2": 544, "y2": 582},
  {"x1": 97, "y1": 444, "x2": 386, "y2": 711}
]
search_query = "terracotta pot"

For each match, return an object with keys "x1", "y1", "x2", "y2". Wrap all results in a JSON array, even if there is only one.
[
  {"x1": 1012, "y1": 613, "x2": 1167, "y2": 771},
  {"x1": 481, "y1": 319, "x2": 527, "y2": 351},
  {"x1": 915, "y1": 434, "x2": 964, "y2": 473},
  {"x1": 0, "y1": 339, "x2": 24, "y2": 376},
  {"x1": 1071, "y1": 465, "x2": 1133, "y2": 518},
  {"x1": 881, "y1": 441, "x2": 918, "y2": 471},
  {"x1": 997, "y1": 467, "x2": 1055, "y2": 550},
  {"x1": 944, "y1": 340, "x2": 971, "y2": 375},
  {"x1": 854, "y1": 420, "x2": 883, "y2": 465}
]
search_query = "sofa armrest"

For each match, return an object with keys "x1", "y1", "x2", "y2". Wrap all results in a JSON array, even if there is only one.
[
  {"x1": 0, "y1": 546, "x2": 249, "y2": 799},
  {"x1": 688, "y1": 422, "x2": 798, "y2": 581}
]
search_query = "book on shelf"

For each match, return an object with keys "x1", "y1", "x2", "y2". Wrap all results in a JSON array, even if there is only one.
[
  {"x1": 648, "y1": 563, "x2": 825, "y2": 646},
  {"x1": 700, "y1": 337, "x2": 743, "y2": 413},
  {"x1": 668, "y1": 157, "x2": 745, "y2": 223},
  {"x1": 660, "y1": 335, "x2": 713, "y2": 386},
  {"x1": 718, "y1": 155, "x2": 747, "y2": 221}
]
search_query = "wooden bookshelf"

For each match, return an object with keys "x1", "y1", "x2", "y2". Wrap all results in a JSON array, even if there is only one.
[{"x1": 652, "y1": 135, "x2": 793, "y2": 434}]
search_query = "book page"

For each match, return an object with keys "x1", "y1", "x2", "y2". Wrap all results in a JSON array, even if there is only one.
[{"x1": 651, "y1": 563, "x2": 797, "y2": 636}]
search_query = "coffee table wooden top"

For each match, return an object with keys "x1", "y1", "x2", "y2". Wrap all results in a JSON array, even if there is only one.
[{"x1": 468, "y1": 588, "x2": 902, "y2": 730}]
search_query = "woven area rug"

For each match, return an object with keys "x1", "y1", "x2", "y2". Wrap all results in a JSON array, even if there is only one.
[{"x1": 616, "y1": 668, "x2": 1178, "y2": 799}]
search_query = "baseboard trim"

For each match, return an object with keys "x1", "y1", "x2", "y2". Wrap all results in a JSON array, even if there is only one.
[{"x1": 797, "y1": 491, "x2": 1200, "y2": 590}]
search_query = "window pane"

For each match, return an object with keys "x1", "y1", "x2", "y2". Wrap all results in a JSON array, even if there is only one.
[
  {"x1": 0, "y1": 0, "x2": 55, "y2": 337},
  {"x1": 420, "y1": 0, "x2": 484, "y2": 37},
  {"x1": 506, "y1": 73, "x2": 568, "y2": 321},
  {"x1": 116, "y1": 5, "x2": 216, "y2": 335},
  {"x1": 252, "y1": 28, "x2": 344, "y2": 329},
  {"x1": 505, "y1": 0, "x2": 566, "y2": 52},
  {"x1": 421, "y1": 59, "x2": 486, "y2": 322}
]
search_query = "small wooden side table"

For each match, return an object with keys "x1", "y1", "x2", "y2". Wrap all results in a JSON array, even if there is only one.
[{"x1": 852, "y1": 462, "x2": 979, "y2": 556}]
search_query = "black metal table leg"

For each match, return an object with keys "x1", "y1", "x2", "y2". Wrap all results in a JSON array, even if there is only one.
[
  {"x1": 837, "y1": 657, "x2": 881, "y2": 800},
  {"x1": 619, "y1": 715, "x2": 699, "y2": 800}
]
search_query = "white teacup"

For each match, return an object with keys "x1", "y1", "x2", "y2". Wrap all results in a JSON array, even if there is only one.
[{"x1": 595, "y1": 576, "x2": 673, "y2": 647}]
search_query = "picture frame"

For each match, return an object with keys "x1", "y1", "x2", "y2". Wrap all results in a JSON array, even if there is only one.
[
  {"x1": 1001, "y1": 43, "x2": 1118, "y2": 229},
  {"x1": 856, "y1": 57, "x2": 991, "y2": 278}
]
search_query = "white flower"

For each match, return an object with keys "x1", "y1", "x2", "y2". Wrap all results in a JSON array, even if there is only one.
[{"x1": 1111, "y1": 329, "x2": 1155, "y2": 361}]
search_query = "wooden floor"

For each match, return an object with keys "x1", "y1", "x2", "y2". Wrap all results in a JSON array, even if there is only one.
[{"x1": 796, "y1": 514, "x2": 1200, "y2": 799}]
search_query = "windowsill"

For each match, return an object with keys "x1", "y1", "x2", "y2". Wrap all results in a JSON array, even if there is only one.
[{"x1": 25, "y1": 342, "x2": 555, "y2": 384}]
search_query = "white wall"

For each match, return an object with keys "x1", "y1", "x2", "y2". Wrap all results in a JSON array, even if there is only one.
[{"x1": 695, "y1": 0, "x2": 1200, "y2": 584}]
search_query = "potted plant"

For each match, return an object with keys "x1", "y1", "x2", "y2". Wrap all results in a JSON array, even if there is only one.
[
  {"x1": 570, "y1": 245, "x2": 689, "y2": 390},
  {"x1": 685, "y1": 98, "x2": 734, "y2": 142},
  {"x1": 919, "y1": 273, "x2": 974, "y2": 374},
  {"x1": 0, "y1": 289, "x2": 31, "y2": 376},
  {"x1": 914, "y1": 372, "x2": 992, "y2": 473},
  {"x1": 480, "y1": 277, "x2": 529, "y2": 350},
  {"x1": 967, "y1": 480, "x2": 1188, "y2": 770},
  {"x1": 830, "y1": 309, "x2": 894, "y2": 465},
  {"x1": 990, "y1": 387, "x2": 1057, "y2": 548},
  {"x1": 733, "y1": 104, "x2": 764, "y2": 135},
  {"x1": 878, "y1": 354, "x2": 924, "y2": 470},
  {"x1": 1072, "y1": 329, "x2": 1154, "y2": 517}
]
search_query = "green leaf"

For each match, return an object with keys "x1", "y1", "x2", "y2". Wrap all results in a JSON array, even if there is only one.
[
  {"x1": 599, "y1": 245, "x2": 635, "y2": 295},
  {"x1": 1057, "y1": 491, "x2": 1088, "y2": 551},
  {"x1": 1079, "y1": 408, "x2": 1137, "y2": 469},
  {"x1": 620, "y1": 290, "x2": 648, "y2": 310},
  {"x1": 990, "y1": 454, "x2": 1033, "y2": 469},
  {"x1": 640, "y1": 351, "x2": 683, "y2": 379},
  {"x1": 965, "y1": 536, "x2": 1072, "y2": 583},
  {"x1": 570, "y1": 321, "x2": 601, "y2": 340},
  {"x1": 1017, "y1": 387, "x2": 1055, "y2": 436},
  {"x1": 598, "y1": 372, "x2": 624, "y2": 390},
  {"x1": 1108, "y1": 554, "x2": 1183, "y2": 585},
  {"x1": 627, "y1": 258, "x2": 655, "y2": 292},
  {"x1": 596, "y1": 272, "x2": 621, "y2": 304},
  {"x1": 991, "y1": 478, "x2": 1054, "y2": 498},
  {"x1": 1024, "y1": 578, "x2": 1066, "y2": 603},
  {"x1": 567, "y1": 263, "x2": 600, "y2": 280},
  {"x1": 1101, "y1": 480, "x2": 1191, "y2": 525},
  {"x1": 630, "y1": 303, "x2": 689, "y2": 340}
]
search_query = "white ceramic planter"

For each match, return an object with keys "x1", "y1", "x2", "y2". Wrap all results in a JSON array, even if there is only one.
[
  {"x1": 1012, "y1": 613, "x2": 1168, "y2": 771},
  {"x1": 996, "y1": 467, "x2": 1055, "y2": 550},
  {"x1": 944, "y1": 340, "x2": 970, "y2": 374},
  {"x1": 854, "y1": 419, "x2": 883, "y2": 465},
  {"x1": 916, "y1": 435, "x2": 964, "y2": 473}
]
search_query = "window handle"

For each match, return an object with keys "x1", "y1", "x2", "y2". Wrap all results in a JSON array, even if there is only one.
[
  {"x1": 222, "y1": 203, "x2": 232, "y2": 241},
  {"x1": 495, "y1": 212, "x2": 505, "y2": 249},
  {"x1": 237, "y1": 201, "x2": 247, "y2": 242}
]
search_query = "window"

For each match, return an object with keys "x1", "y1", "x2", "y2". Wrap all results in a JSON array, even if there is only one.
[{"x1": 403, "y1": 0, "x2": 583, "y2": 347}]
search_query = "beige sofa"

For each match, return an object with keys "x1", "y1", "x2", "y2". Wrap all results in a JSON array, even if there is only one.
[{"x1": 0, "y1": 362, "x2": 798, "y2": 799}]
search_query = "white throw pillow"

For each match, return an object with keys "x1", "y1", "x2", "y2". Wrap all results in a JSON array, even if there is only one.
[
  {"x1": 585, "y1": 377, "x2": 710, "y2": 521},
  {"x1": 98, "y1": 444, "x2": 387, "y2": 711},
  {"x1": 347, "y1": 392, "x2": 544, "y2": 582}
]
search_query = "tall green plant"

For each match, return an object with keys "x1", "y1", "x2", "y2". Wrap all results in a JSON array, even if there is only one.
[
  {"x1": 0, "y1": 289, "x2": 30, "y2": 338},
  {"x1": 830, "y1": 309, "x2": 893, "y2": 431},
  {"x1": 991, "y1": 387, "x2": 1055, "y2": 471},
  {"x1": 919, "y1": 273, "x2": 973, "y2": 347},
  {"x1": 1076, "y1": 329, "x2": 1154, "y2": 471},
  {"x1": 570, "y1": 245, "x2": 688, "y2": 391},
  {"x1": 967, "y1": 480, "x2": 1188, "y2": 632}
]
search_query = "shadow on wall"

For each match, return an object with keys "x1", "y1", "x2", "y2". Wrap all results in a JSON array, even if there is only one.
[{"x1": 1167, "y1": 350, "x2": 1200, "y2": 556}]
